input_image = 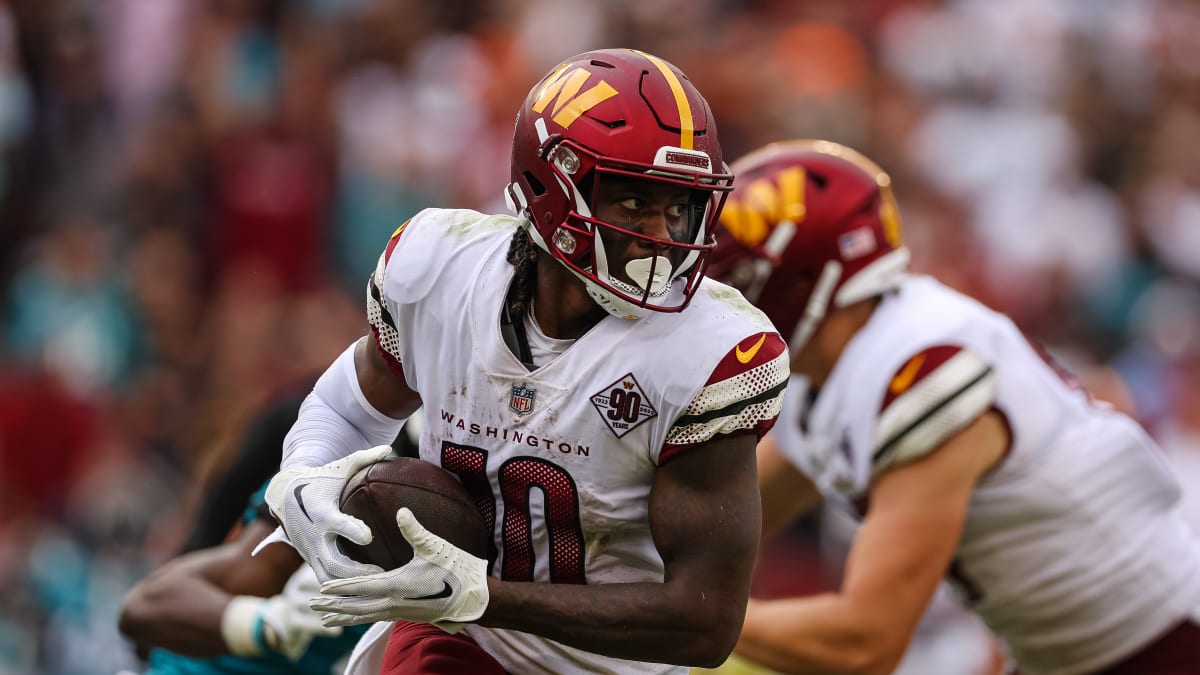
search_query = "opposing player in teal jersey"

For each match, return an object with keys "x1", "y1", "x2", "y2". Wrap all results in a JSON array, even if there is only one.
[{"x1": 119, "y1": 479, "x2": 368, "y2": 674}]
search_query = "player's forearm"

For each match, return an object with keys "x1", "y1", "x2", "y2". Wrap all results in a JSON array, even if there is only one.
[
  {"x1": 480, "y1": 578, "x2": 743, "y2": 667},
  {"x1": 118, "y1": 576, "x2": 231, "y2": 656},
  {"x1": 282, "y1": 340, "x2": 405, "y2": 469},
  {"x1": 736, "y1": 595, "x2": 902, "y2": 675}
]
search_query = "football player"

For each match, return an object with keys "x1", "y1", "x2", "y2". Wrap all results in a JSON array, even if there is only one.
[
  {"x1": 707, "y1": 139, "x2": 1200, "y2": 675},
  {"x1": 258, "y1": 49, "x2": 790, "y2": 674}
]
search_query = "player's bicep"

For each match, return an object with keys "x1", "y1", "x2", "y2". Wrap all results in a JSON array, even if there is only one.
[
  {"x1": 355, "y1": 332, "x2": 421, "y2": 419},
  {"x1": 843, "y1": 411, "x2": 1007, "y2": 648},
  {"x1": 872, "y1": 344, "x2": 997, "y2": 475},
  {"x1": 650, "y1": 434, "x2": 760, "y2": 633}
]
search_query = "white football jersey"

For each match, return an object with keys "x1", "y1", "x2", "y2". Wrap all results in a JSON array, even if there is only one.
[
  {"x1": 364, "y1": 208, "x2": 789, "y2": 674},
  {"x1": 772, "y1": 274, "x2": 1200, "y2": 675}
]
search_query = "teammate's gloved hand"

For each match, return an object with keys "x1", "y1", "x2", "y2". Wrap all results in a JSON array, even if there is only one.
[
  {"x1": 221, "y1": 566, "x2": 342, "y2": 661},
  {"x1": 309, "y1": 507, "x2": 489, "y2": 630},
  {"x1": 260, "y1": 445, "x2": 393, "y2": 582}
]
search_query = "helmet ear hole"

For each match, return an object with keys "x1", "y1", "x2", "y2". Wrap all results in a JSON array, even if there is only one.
[
  {"x1": 856, "y1": 193, "x2": 882, "y2": 216},
  {"x1": 523, "y1": 172, "x2": 546, "y2": 197}
]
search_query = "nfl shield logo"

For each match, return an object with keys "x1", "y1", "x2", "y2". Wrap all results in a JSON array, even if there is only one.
[{"x1": 510, "y1": 383, "x2": 536, "y2": 416}]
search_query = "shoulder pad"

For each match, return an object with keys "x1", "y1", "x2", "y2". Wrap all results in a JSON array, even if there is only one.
[
  {"x1": 872, "y1": 345, "x2": 995, "y2": 474},
  {"x1": 663, "y1": 331, "x2": 789, "y2": 462}
]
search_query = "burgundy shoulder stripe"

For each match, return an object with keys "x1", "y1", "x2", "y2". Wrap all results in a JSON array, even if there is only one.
[
  {"x1": 880, "y1": 345, "x2": 963, "y2": 412},
  {"x1": 706, "y1": 332, "x2": 787, "y2": 385},
  {"x1": 368, "y1": 324, "x2": 407, "y2": 381},
  {"x1": 383, "y1": 219, "x2": 412, "y2": 264}
]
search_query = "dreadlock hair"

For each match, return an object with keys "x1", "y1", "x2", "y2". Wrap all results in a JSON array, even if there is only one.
[{"x1": 505, "y1": 227, "x2": 539, "y2": 319}]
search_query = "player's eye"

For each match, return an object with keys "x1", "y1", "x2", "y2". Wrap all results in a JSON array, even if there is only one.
[
  {"x1": 620, "y1": 198, "x2": 643, "y2": 211},
  {"x1": 666, "y1": 204, "x2": 686, "y2": 219}
]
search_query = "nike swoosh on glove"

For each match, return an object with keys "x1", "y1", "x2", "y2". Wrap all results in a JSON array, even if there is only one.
[
  {"x1": 260, "y1": 445, "x2": 394, "y2": 583},
  {"x1": 309, "y1": 507, "x2": 489, "y2": 630}
]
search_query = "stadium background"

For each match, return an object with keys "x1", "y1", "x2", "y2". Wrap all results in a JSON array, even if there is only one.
[{"x1": 0, "y1": 0, "x2": 1197, "y2": 672}]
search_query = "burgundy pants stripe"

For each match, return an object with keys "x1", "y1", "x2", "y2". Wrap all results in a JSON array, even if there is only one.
[
  {"x1": 1094, "y1": 621, "x2": 1200, "y2": 675},
  {"x1": 1012, "y1": 621, "x2": 1200, "y2": 675},
  {"x1": 381, "y1": 620, "x2": 507, "y2": 675}
]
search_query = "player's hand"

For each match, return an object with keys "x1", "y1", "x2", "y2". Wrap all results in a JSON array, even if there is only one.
[
  {"x1": 261, "y1": 445, "x2": 393, "y2": 582},
  {"x1": 262, "y1": 565, "x2": 343, "y2": 660},
  {"x1": 309, "y1": 507, "x2": 489, "y2": 630}
]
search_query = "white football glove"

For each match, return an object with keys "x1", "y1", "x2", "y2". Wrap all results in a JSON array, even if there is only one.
[
  {"x1": 221, "y1": 566, "x2": 342, "y2": 661},
  {"x1": 259, "y1": 445, "x2": 393, "y2": 582},
  {"x1": 309, "y1": 507, "x2": 489, "y2": 631}
]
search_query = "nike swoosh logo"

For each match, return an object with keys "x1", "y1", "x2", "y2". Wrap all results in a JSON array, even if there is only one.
[
  {"x1": 294, "y1": 484, "x2": 314, "y2": 522},
  {"x1": 890, "y1": 353, "x2": 926, "y2": 393},
  {"x1": 408, "y1": 581, "x2": 453, "y2": 601},
  {"x1": 735, "y1": 334, "x2": 767, "y2": 364}
]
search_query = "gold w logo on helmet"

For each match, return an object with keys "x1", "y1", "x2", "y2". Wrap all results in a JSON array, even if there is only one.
[
  {"x1": 721, "y1": 167, "x2": 808, "y2": 247},
  {"x1": 532, "y1": 66, "x2": 618, "y2": 129}
]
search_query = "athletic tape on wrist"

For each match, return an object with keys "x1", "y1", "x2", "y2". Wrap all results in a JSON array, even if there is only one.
[{"x1": 221, "y1": 595, "x2": 269, "y2": 656}]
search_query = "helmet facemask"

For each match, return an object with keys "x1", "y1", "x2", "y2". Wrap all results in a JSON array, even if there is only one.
[{"x1": 519, "y1": 136, "x2": 730, "y2": 319}]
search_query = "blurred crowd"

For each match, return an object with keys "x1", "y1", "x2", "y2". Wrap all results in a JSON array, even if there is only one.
[{"x1": 0, "y1": 0, "x2": 1197, "y2": 672}]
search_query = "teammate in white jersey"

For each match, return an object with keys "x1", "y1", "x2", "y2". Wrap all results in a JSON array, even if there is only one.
[
  {"x1": 255, "y1": 49, "x2": 790, "y2": 675},
  {"x1": 707, "y1": 140, "x2": 1200, "y2": 675}
]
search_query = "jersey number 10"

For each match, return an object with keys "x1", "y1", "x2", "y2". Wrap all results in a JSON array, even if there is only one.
[{"x1": 441, "y1": 440, "x2": 587, "y2": 584}]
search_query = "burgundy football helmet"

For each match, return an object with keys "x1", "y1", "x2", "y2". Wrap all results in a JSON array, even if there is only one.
[
  {"x1": 505, "y1": 49, "x2": 733, "y2": 319},
  {"x1": 708, "y1": 140, "x2": 910, "y2": 350}
]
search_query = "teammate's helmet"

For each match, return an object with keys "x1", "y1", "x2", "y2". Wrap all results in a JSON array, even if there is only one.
[
  {"x1": 708, "y1": 140, "x2": 910, "y2": 350},
  {"x1": 506, "y1": 48, "x2": 733, "y2": 319}
]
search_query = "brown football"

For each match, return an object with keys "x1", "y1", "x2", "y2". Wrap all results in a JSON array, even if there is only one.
[{"x1": 337, "y1": 456, "x2": 489, "y2": 570}]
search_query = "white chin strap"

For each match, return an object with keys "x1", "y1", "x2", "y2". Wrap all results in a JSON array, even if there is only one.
[
  {"x1": 788, "y1": 247, "x2": 911, "y2": 352},
  {"x1": 789, "y1": 260, "x2": 842, "y2": 352}
]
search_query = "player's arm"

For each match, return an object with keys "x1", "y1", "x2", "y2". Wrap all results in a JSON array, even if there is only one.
[
  {"x1": 735, "y1": 344, "x2": 1005, "y2": 675},
  {"x1": 475, "y1": 432, "x2": 762, "y2": 667},
  {"x1": 262, "y1": 226, "x2": 424, "y2": 582},
  {"x1": 279, "y1": 335, "x2": 421, "y2": 472},
  {"x1": 758, "y1": 433, "x2": 824, "y2": 538},
  {"x1": 471, "y1": 332, "x2": 789, "y2": 666},
  {"x1": 736, "y1": 411, "x2": 1006, "y2": 674},
  {"x1": 118, "y1": 518, "x2": 304, "y2": 656}
]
